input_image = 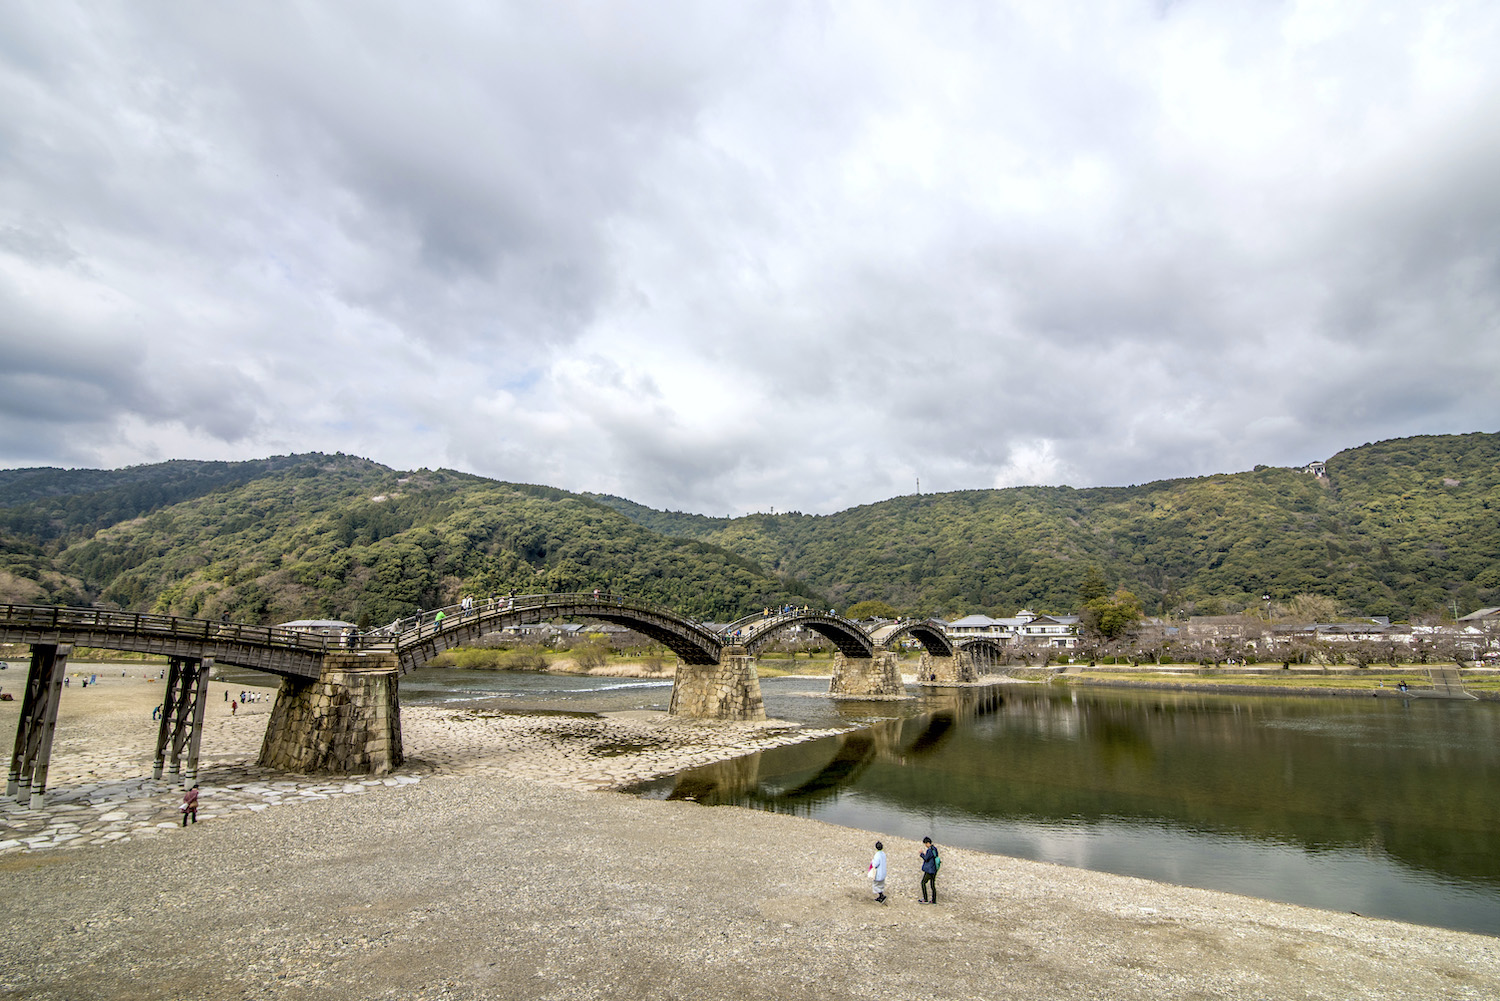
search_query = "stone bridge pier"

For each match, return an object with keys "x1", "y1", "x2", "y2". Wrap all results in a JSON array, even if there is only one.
[
  {"x1": 668, "y1": 648, "x2": 766, "y2": 721},
  {"x1": 828, "y1": 651, "x2": 904, "y2": 697},
  {"x1": 259, "y1": 653, "x2": 403, "y2": 775},
  {"x1": 915, "y1": 651, "x2": 979, "y2": 684}
]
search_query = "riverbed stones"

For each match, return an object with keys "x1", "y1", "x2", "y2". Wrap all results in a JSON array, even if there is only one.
[{"x1": 1, "y1": 691, "x2": 839, "y2": 855}]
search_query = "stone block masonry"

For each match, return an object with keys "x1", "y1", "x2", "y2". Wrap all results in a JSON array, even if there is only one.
[
  {"x1": 916, "y1": 652, "x2": 978, "y2": 684},
  {"x1": 828, "y1": 651, "x2": 904, "y2": 696},
  {"x1": 668, "y1": 651, "x2": 766, "y2": 721},
  {"x1": 258, "y1": 653, "x2": 403, "y2": 775}
]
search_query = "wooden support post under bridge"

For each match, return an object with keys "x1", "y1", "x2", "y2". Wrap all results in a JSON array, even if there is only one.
[
  {"x1": 153, "y1": 655, "x2": 213, "y2": 786},
  {"x1": 6, "y1": 643, "x2": 72, "y2": 809}
]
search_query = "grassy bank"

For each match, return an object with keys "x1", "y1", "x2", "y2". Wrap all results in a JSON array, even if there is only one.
[{"x1": 1054, "y1": 663, "x2": 1500, "y2": 696}]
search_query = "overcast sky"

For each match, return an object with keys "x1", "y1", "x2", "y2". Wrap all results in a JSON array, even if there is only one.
[{"x1": 2, "y1": 2, "x2": 1497, "y2": 516}]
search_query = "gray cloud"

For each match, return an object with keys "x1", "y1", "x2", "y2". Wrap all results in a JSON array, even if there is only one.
[{"x1": 1, "y1": 2, "x2": 1497, "y2": 514}]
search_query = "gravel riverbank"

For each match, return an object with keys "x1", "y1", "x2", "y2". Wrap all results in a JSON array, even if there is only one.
[{"x1": 2, "y1": 668, "x2": 1497, "y2": 999}]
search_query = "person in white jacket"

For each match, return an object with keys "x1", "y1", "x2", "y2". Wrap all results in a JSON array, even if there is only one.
[{"x1": 868, "y1": 841, "x2": 888, "y2": 904}]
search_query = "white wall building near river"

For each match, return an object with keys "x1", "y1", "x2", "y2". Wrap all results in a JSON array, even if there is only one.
[{"x1": 946, "y1": 609, "x2": 1081, "y2": 649}]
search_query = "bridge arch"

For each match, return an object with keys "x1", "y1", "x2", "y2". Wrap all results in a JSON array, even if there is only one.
[
  {"x1": 725, "y1": 609, "x2": 875, "y2": 659},
  {"x1": 390, "y1": 592, "x2": 724, "y2": 673},
  {"x1": 868, "y1": 619, "x2": 956, "y2": 657}
]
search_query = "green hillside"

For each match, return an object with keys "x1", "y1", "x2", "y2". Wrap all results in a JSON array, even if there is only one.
[
  {"x1": 590, "y1": 432, "x2": 1500, "y2": 619},
  {"x1": 1, "y1": 433, "x2": 1496, "y2": 625},
  {"x1": 0, "y1": 454, "x2": 818, "y2": 625}
]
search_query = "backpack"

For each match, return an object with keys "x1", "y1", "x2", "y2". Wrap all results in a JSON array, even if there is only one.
[{"x1": 933, "y1": 849, "x2": 941, "y2": 872}]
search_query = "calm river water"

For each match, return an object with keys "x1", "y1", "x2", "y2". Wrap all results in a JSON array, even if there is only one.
[
  {"x1": 633, "y1": 680, "x2": 1500, "y2": 937},
  {"x1": 226, "y1": 665, "x2": 1500, "y2": 935}
]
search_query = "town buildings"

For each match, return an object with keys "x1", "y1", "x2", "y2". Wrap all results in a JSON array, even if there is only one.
[{"x1": 944, "y1": 609, "x2": 1082, "y2": 649}]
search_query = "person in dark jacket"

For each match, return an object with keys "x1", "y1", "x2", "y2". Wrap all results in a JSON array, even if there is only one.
[{"x1": 918, "y1": 836, "x2": 940, "y2": 904}]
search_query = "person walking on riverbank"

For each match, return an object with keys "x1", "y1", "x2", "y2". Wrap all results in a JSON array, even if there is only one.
[
  {"x1": 919, "y1": 837, "x2": 940, "y2": 904},
  {"x1": 181, "y1": 785, "x2": 199, "y2": 826},
  {"x1": 868, "y1": 841, "x2": 888, "y2": 904}
]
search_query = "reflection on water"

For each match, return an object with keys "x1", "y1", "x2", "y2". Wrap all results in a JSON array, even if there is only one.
[{"x1": 630, "y1": 685, "x2": 1500, "y2": 937}]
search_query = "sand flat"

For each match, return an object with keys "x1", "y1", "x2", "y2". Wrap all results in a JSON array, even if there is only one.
[{"x1": 1, "y1": 666, "x2": 1497, "y2": 999}]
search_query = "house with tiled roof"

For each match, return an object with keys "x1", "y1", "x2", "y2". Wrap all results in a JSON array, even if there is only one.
[{"x1": 946, "y1": 609, "x2": 1079, "y2": 649}]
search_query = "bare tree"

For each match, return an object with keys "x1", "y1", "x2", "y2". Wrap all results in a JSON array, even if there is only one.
[
  {"x1": 1074, "y1": 633, "x2": 1105, "y2": 667},
  {"x1": 1307, "y1": 639, "x2": 1341, "y2": 670},
  {"x1": 1345, "y1": 640, "x2": 1378, "y2": 669},
  {"x1": 1260, "y1": 633, "x2": 1304, "y2": 669},
  {"x1": 1409, "y1": 631, "x2": 1434, "y2": 664},
  {"x1": 1434, "y1": 634, "x2": 1477, "y2": 669}
]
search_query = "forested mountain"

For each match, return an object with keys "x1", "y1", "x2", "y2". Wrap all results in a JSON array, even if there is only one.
[
  {"x1": 590, "y1": 432, "x2": 1500, "y2": 619},
  {"x1": 0, "y1": 433, "x2": 1496, "y2": 625},
  {"x1": 0, "y1": 455, "x2": 817, "y2": 625}
]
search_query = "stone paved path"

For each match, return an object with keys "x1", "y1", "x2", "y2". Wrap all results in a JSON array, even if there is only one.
[{"x1": 0, "y1": 771, "x2": 420, "y2": 851}]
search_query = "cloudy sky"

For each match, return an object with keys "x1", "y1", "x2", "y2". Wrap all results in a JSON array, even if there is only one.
[{"x1": 2, "y1": 2, "x2": 1497, "y2": 515}]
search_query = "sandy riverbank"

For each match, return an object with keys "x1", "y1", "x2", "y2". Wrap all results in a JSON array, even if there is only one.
[{"x1": 2, "y1": 667, "x2": 1497, "y2": 999}]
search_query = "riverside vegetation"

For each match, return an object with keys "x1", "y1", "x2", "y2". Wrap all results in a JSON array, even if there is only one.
[{"x1": 0, "y1": 432, "x2": 1496, "y2": 629}]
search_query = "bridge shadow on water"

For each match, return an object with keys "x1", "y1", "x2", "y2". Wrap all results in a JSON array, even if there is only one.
[{"x1": 628, "y1": 685, "x2": 1007, "y2": 813}]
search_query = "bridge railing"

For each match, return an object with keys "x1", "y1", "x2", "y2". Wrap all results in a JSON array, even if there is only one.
[
  {"x1": 719, "y1": 606, "x2": 881, "y2": 644},
  {"x1": 719, "y1": 604, "x2": 826, "y2": 637},
  {"x1": 382, "y1": 591, "x2": 723, "y2": 646},
  {"x1": 0, "y1": 603, "x2": 335, "y2": 654}
]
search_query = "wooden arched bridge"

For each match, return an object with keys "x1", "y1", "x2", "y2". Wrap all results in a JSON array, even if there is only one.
[{"x1": 2, "y1": 596, "x2": 983, "y2": 803}]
